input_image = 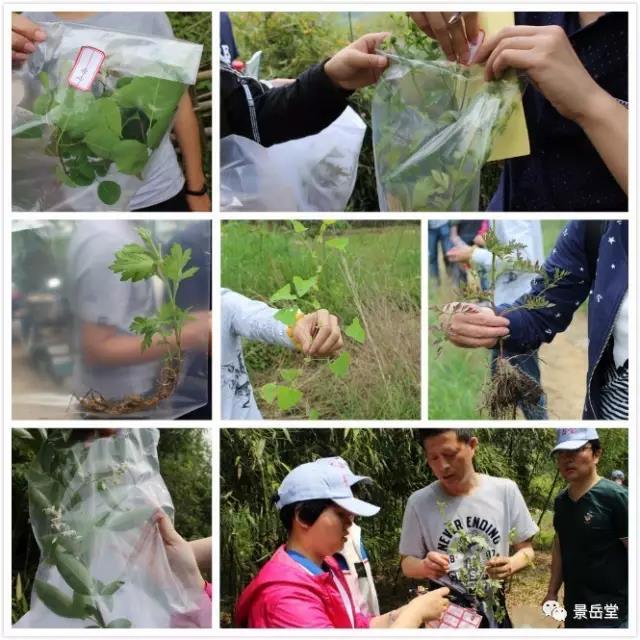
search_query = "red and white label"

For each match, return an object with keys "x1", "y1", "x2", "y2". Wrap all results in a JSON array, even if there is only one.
[
  {"x1": 427, "y1": 603, "x2": 483, "y2": 629},
  {"x1": 67, "y1": 46, "x2": 105, "y2": 91}
]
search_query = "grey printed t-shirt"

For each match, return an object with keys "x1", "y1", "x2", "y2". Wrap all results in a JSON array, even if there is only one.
[
  {"x1": 400, "y1": 474, "x2": 539, "y2": 583},
  {"x1": 23, "y1": 12, "x2": 184, "y2": 210},
  {"x1": 67, "y1": 221, "x2": 159, "y2": 399},
  {"x1": 221, "y1": 289, "x2": 293, "y2": 420}
]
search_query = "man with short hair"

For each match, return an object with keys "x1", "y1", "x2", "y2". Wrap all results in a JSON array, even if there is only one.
[
  {"x1": 400, "y1": 428, "x2": 538, "y2": 627},
  {"x1": 544, "y1": 428, "x2": 628, "y2": 628}
]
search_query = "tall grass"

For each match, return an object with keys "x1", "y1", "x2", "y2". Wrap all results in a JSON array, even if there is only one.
[{"x1": 221, "y1": 222, "x2": 421, "y2": 419}]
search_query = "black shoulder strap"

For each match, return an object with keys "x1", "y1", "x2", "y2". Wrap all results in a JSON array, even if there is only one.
[{"x1": 584, "y1": 220, "x2": 607, "y2": 280}]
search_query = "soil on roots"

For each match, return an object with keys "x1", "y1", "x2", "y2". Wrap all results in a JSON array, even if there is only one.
[
  {"x1": 77, "y1": 354, "x2": 182, "y2": 416},
  {"x1": 481, "y1": 356, "x2": 544, "y2": 420}
]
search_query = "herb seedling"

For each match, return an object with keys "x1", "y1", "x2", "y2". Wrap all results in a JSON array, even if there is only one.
[
  {"x1": 77, "y1": 227, "x2": 199, "y2": 415},
  {"x1": 432, "y1": 225, "x2": 569, "y2": 419}
]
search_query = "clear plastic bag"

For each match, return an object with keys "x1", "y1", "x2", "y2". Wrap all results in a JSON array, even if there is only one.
[
  {"x1": 372, "y1": 55, "x2": 521, "y2": 212},
  {"x1": 11, "y1": 220, "x2": 210, "y2": 419},
  {"x1": 12, "y1": 21, "x2": 203, "y2": 212},
  {"x1": 14, "y1": 429, "x2": 210, "y2": 629},
  {"x1": 220, "y1": 106, "x2": 366, "y2": 212}
]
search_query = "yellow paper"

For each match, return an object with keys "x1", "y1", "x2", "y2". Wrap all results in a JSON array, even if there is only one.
[{"x1": 478, "y1": 12, "x2": 530, "y2": 161}]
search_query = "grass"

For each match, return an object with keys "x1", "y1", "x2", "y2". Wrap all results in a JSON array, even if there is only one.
[
  {"x1": 221, "y1": 222, "x2": 421, "y2": 419},
  {"x1": 428, "y1": 220, "x2": 568, "y2": 420}
]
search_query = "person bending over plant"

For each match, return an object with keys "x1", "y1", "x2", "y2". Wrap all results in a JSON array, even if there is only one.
[
  {"x1": 440, "y1": 221, "x2": 628, "y2": 419},
  {"x1": 13, "y1": 12, "x2": 210, "y2": 211},
  {"x1": 221, "y1": 289, "x2": 343, "y2": 420},
  {"x1": 409, "y1": 11, "x2": 627, "y2": 211},
  {"x1": 235, "y1": 457, "x2": 451, "y2": 628}
]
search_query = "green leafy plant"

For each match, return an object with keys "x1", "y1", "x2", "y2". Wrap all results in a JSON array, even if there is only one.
[
  {"x1": 372, "y1": 41, "x2": 519, "y2": 212},
  {"x1": 258, "y1": 221, "x2": 366, "y2": 417},
  {"x1": 432, "y1": 225, "x2": 569, "y2": 419},
  {"x1": 15, "y1": 67, "x2": 186, "y2": 206},
  {"x1": 77, "y1": 227, "x2": 198, "y2": 415}
]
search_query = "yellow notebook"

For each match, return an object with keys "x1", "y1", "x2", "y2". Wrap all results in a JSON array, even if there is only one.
[{"x1": 478, "y1": 12, "x2": 531, "y2": 161}]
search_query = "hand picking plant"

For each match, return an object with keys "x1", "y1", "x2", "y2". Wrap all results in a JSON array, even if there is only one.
[
  {"x1": 371, "y1": 32, "x2": 520, "y2": 212},
  {"x1": 16, "y1": 429, "x2": 161, "y2": 628},
  {"x1": 15, "y1": 68, "x2": 186, "y2": 206},
  {"x1": 258, "y1": 221, "x2": 366, "y2": 418},
  {"x1": 77, "y1": 227, "x2": 198, "y2": 415},
  {"x1": 432, "y1": 225, "x2": 569, "y2": 419}
]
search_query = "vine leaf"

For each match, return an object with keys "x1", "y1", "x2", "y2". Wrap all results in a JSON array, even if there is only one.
[
  {"x1": 260, "y1": 383, "x2": 278, "y2": 405},
  {"x1": 329, "y1": 351, "x2": 351, "y2": 378},
  {"x1": 97, "y1": 181, "x2": 121, "y2": 206},
  {"x1": 280, "y1": 369, "x2": 302, "y2": 383},
  {"x1": 291, "y1": 220, "x2": 308, "y2": 233},
  {"x1": 276, "y1": 386, "x2": 303, "y2": 411},
  {"x1": 274, "y1": 307, "x2": 298, "y2": 327},
  {"x1": 345, "y1": 317, "x2": 365, "y2": 344},
  {"x1": 293, "y1": 275, "x2": 317, "y2": 297},
  {"x1": 326, "y1": 237, "x2": 349, "y2": 252},
  {"x1": 270, "y1": 284, "x2": 297, "y2": 303},
  {"x1": 110, "y1": 244, "x2": 156, "y2": 282}
]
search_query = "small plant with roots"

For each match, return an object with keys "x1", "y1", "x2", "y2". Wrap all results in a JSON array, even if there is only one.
[
  {"x1": 432, "y1": 224, "x2": 569, "y2": 419},
  {"x1": 77, "y1": 227, "x2": 198, "y2": 416}
]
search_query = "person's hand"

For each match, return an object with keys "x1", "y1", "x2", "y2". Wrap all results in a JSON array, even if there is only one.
[
  {"x1": 440, "y1": 302, "x2": 510, "y2": 348},
  {"x1": 408, "y1": 12, "x2": 483, "y2": 64},
  {"x1": 406, "y1": 587, "x2": 450, "y2": 625},
  {"x1": 154, "y1": 510, "x2": 205, "y2": 593},
  {"x1": 12, "y1": 14, "x2": 47, "y2": 64},
  {"x1": 474, "y1": 25, "x2": 602, "y2": 123},
  {"x1": 292, "y1": 309, "x2": 343, "y2": 356},
  {"x1": 473, "y1": 233, "x2": 486, "y2": 247},
  {"x1": 541, "y1": 589, "x2": 559, "y2": 606},
  {"x1": 420, "y1": 551, "x2": 449, "y2": 579},
  {"x1": 324, "y1": 32, "x2": 390, "y2": 91},
  {"x1": 446, "y1": 244, "x2": 474, "y2": 264},
  {"x1": 485, "y1": 555, "x2": 513, "y2": 579},
  {"x1": 181, "y1": 311, "x2": 211, "y2": 352},
  {"x1": 186, "y1": 192, "x2": 211, "y2": 212}
]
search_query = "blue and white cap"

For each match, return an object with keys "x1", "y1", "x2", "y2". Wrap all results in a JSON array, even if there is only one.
[
  {"x1": 552, "y1": 427, "x2": 599, "y2": 452},
  {"x1": 275, "y1": 457, "x2": 380, "y2": 517}
]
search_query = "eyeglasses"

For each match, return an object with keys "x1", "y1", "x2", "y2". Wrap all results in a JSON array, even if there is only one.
[{"x1": 554, "y1": 444, "x2": 592, "y2": 458}]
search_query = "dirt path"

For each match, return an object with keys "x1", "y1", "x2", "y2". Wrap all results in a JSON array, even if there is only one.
[{"x1": 539, "y1": 310, "x2": 588, "y2": 420}]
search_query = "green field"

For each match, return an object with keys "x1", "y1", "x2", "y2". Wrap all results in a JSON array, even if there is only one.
[
  {"x1": 222, "y1": 221, "x2": 421, "y2": 420},
  {"x1": 429, "y1": 220, "x2": 568, "y2": 419}
]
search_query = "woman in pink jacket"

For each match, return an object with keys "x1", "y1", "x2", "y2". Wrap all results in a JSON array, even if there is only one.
[{"x1": 235, "y1": 457, "x2": 450, "y2": 628}]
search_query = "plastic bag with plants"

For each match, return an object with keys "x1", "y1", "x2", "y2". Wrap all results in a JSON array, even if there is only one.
[
  {"x1": 14, "y1": 428, "x2": 210, "y2": 628},
  {"x1": 10, "y1": 220, "x2": 210, "y2": 420},
  {"x1": 12, "y1": 21, "x2": 202, "y2": 212},
  {"x1": 372, "y1": 53, "x2": 521, "y2": 212}
]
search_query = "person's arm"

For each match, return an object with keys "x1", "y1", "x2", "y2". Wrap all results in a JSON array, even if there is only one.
[
  {"x1": 369, "y1": 587, "x2": 450, "y2": 628},
  {"x1": 173, "y1": 93, "x2": 211, "y2": 212},
  {"x1": 12, "y1": 13, "x2": 46, "y2": 63},
  {"x1": 476, "y1": 25, "x2": 627, "y2": 194},
  {"x1": 188, "y1": 537, "x2": 212, "y2": 572},
  {"x1": 486, "y1": 540, "x2": 535, "y2": 579},
  {"x1": 543, "y1": 535, "x2": 564, "y2": 602},
  {"x1": 400, "y1": 552, "x2": 449, "y2": 580},
  {"x1": 81, "y1": 311, "x2": 210, "y2": 366}
]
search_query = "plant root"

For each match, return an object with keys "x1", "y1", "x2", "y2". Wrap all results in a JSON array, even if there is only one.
[
  {"x1": 76, "y1": 356, "x2": 181, "y2": 416},
  {"x1": 481, "y1": 357, "x2": 544, "y2": 420}
]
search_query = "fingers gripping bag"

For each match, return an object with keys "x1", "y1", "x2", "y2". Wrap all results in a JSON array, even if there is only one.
[
  {"x1": 220, "y1": 106, "x2": 366, "y2": 212},
  {"x1": 12, "y1": 22, "x2": 202, "y2": 212},
  {"x1": 14, "y1": 429, "x2": 210, "y2": 628},
  {"x1": 372, "y1": 54, "x2": 522, "y2": 212}
]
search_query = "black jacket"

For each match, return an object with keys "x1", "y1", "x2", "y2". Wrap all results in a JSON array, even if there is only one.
[{"x1": 220, "y1": 61, "x2": 351, "y2": 147}]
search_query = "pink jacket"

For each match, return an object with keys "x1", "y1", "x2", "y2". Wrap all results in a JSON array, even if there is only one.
[{"x1": 235, "y1": 545, "x2": 372, "y2": 628}]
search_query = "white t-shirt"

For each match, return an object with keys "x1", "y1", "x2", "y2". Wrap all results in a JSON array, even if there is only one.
[
  {"x1": 221, "y1": 289, "x2": 293, "y2": 419},
  {"x1": 400, "y1": 474, "x2": 539, "y2": 585}
]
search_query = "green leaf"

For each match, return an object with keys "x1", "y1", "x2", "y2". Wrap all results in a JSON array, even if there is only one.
[
  {"x1": 276, "y1": 386, "x2": 303, "y2": 411},
  {"x1": 274, "y1": 307, "x2": 298, "y2": 327},
  {"x1": 308, "y1": 408, "x2": 320, "y2": 420},
  {"x1": 259, "y1": 383, "x2": 278, "y2": 405},
  {"x1": 270, "y1": 284, "x2": 297, "y2": 303},
  {"x1": 161, "y1": 243, "x2": 196, "y2": 287},
  {"x1": 345, "y1": 317, "x2": 365, "y2": 344},
  {"x1": 106, "y1": 619, "x2": 132, "y2": 628},
  {"x1": 99, "y1": 580, "x2": 124, "y2": 596},
  {"x1": 94, "y1": 97, "x2": 121, "y2": 135},
  {"x1": 326, "y1": 237, "x2": 349, "y2": 252},
  {"x1": 14, "y1": 123, "x2": 44, "y2": 139},
  {"x1": 97, "y1": 181, "x2": 121, "y2": 206},
  {"x1": 129, "y1": 316, "x2": 160, "y2": 351},
  {"x1": 291, "y1": 220, "x2": 308, "y2": 233},
  {"x1": 107, "y1": 506, "x2": 155, "y2": 531},
  {"x1": 280, "y1": 368, "x2": 302, "y2": 383},
  {"x1": 55, "y1": 547, "x2": 94, "y2": 595},
  {"x1": 293, "y1": 275, "x2": 317, "y2": 297},
  {"x1": 38, "y1": 71, "x2": 49, "y2": 90},
  {"x1": 34, "y1": 580, "x2": 85, "y2": 619},
  {"x1": 328, "y1": 351, "x2": 351, "y2": 378},
  {"x1": 84, "y1": 127, "x2": 119, "y2": 160},
  {"x1": 109, "y1": 244, "x2": 156, "y2": 282},
  {"x1": 111, "y1": 139, "x2": 148, "y2": 175},
  {"x1": 33, "y1": 93, "x2": 52, "y2": 116}
]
